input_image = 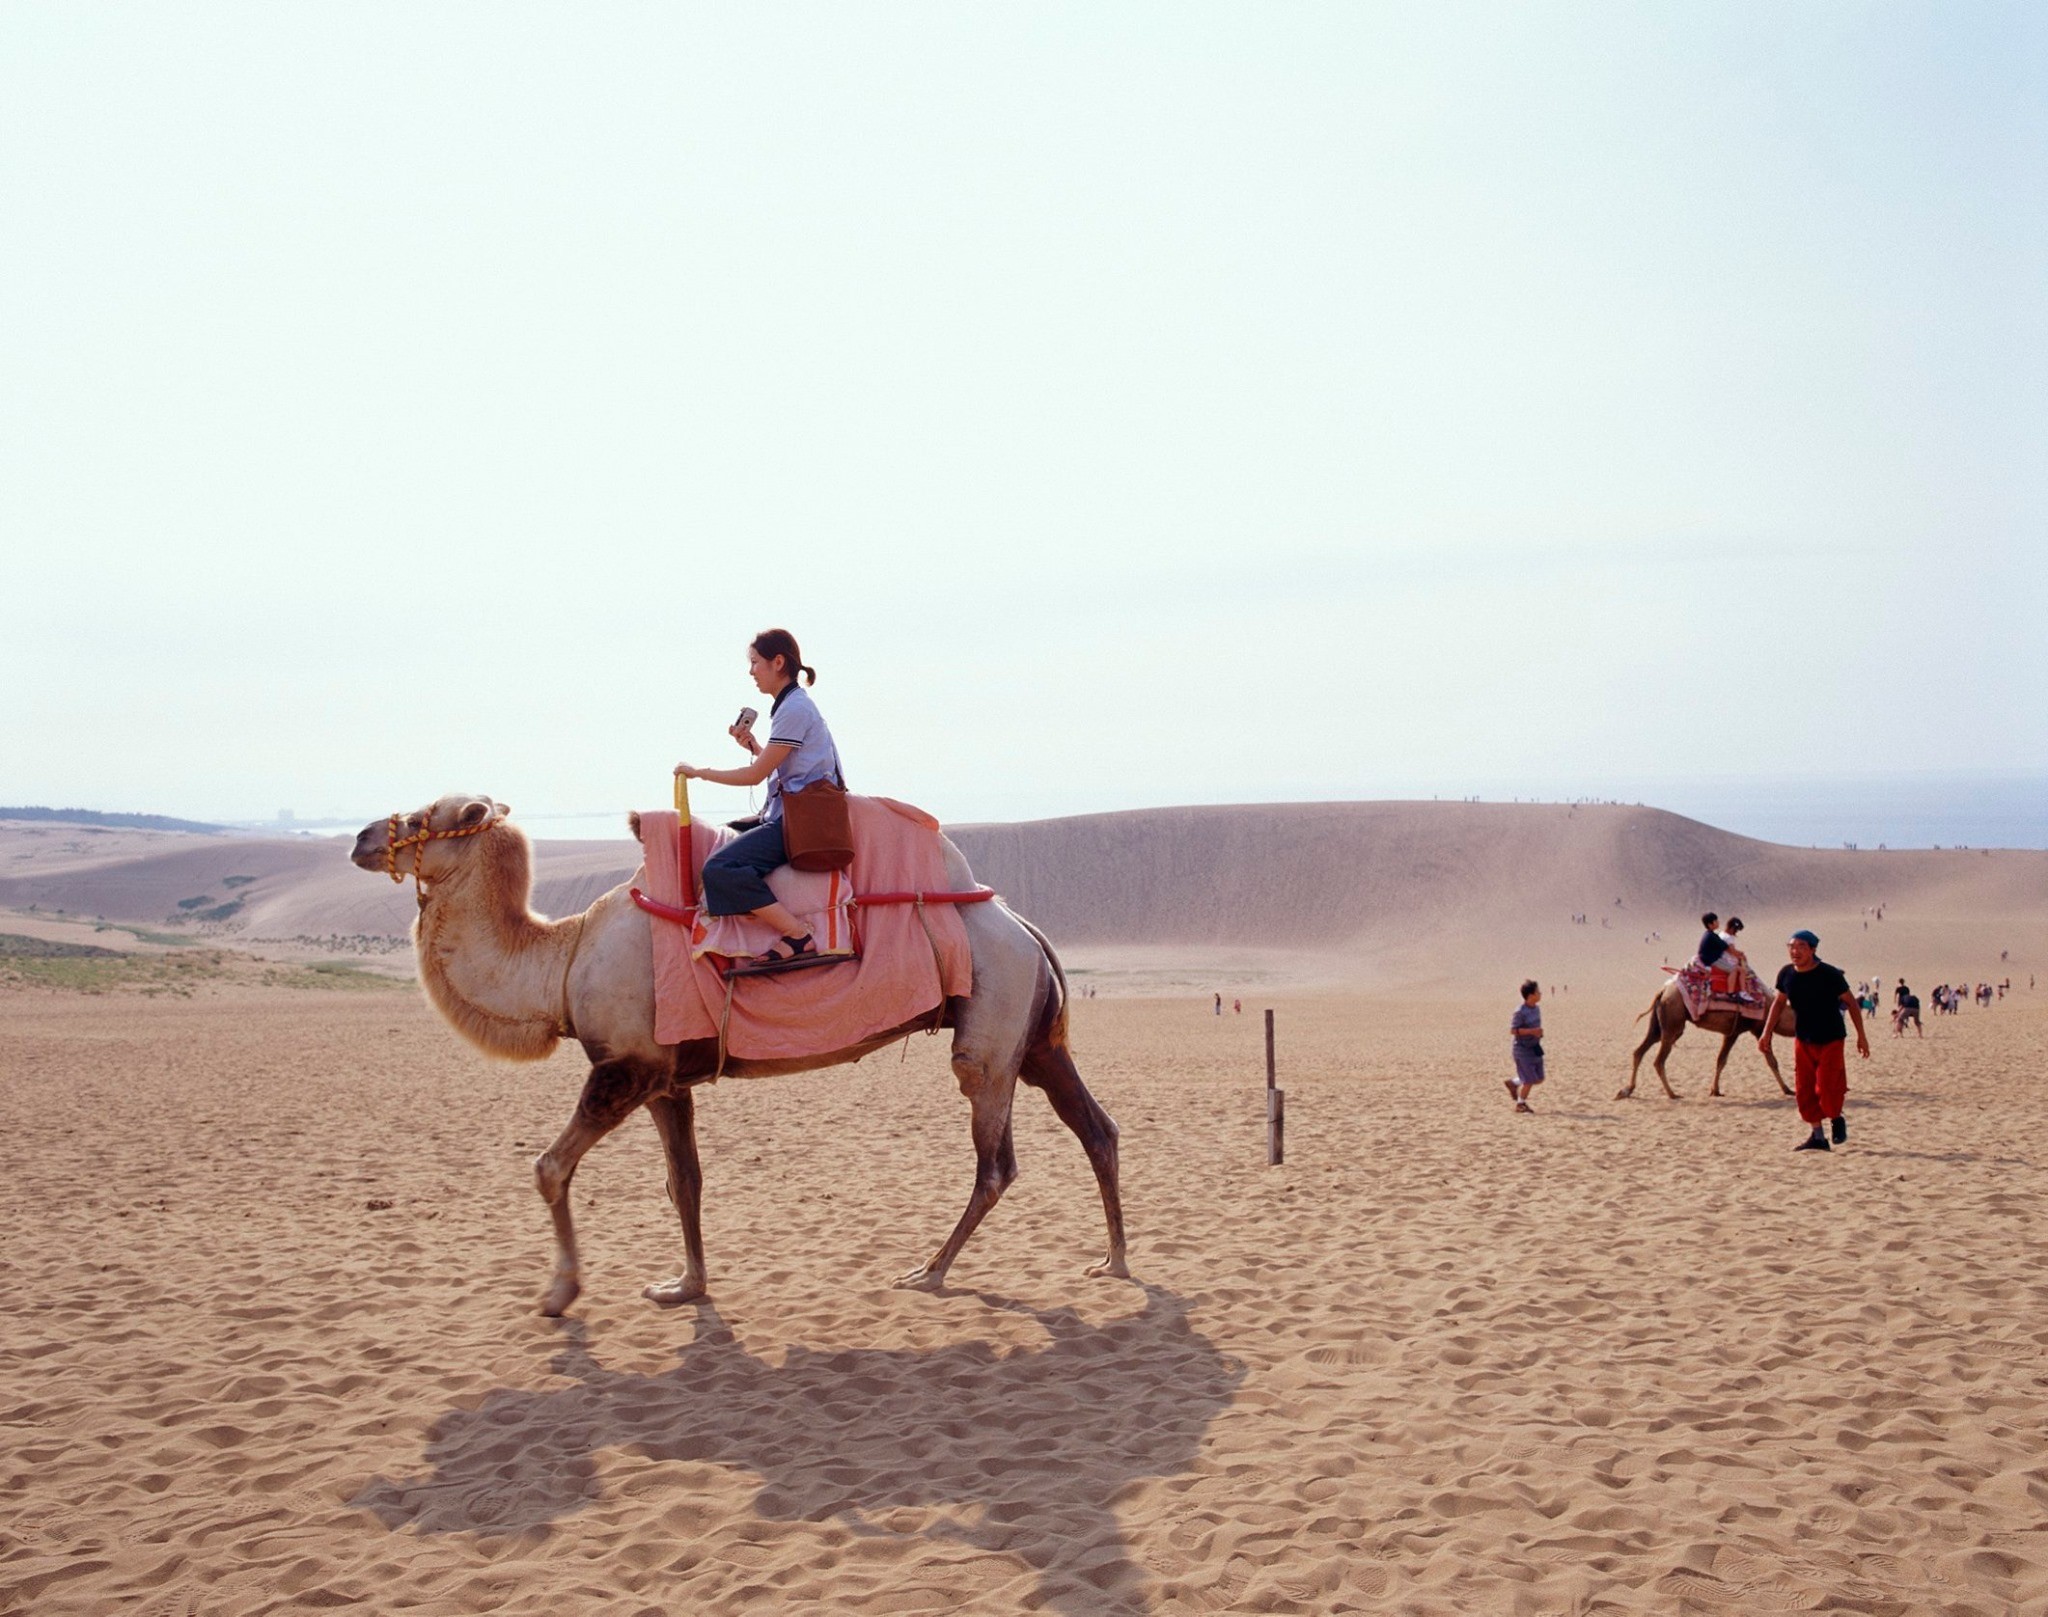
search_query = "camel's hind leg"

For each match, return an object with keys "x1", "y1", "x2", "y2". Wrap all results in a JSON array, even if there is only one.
[
  {"x1": 1021, "y1": 1038, "x2": 1128, "y2": 1279},
  {"x1": 1621, "y1": 1022, "x2": 1660, "y2": 1098},
  {"x1": 1651, "y1": 1029, "x2": 1685, "y2": 1099},
  {"x1": 532, "y1": 1059, "x2": 658, "y2": 1317},
  {"x1": 1621, "y1": 999, "x2": 1669, "y2": 1099},
  {"x1": 1752, "y1": 1025, "x2": 1792, "y2": 1094},
  {"x1": 1709, "y1": 1028, "x2": 1741, "y2": 1097},
  {"x1": 642, "y1": 1091, "x2": 707, "y2": 1306},
  {"x1": 897, "y1": 1053, "x2": 1020, "y2": 1292}
]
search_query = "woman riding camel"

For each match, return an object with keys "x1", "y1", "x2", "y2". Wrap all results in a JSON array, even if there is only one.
[{"x1": 674, "y1": 629, "x2": 843, "y2": 966}]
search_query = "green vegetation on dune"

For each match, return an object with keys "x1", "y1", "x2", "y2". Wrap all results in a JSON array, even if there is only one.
[
  {"x1": 260, "y1": 961, "x2": 399, "y2": 992},
  {"x1": 0, "y1": 934, "x2": 403, "y2": 996},
  {"x1": 0, "y1": 948, "x2": 232, "y2": 996},
  {"x1": 0, "y1": 933, "x2": 125, "y2": 960},
  {"x1": 123, "y1": 925, "x2": 213, "y2": 947},
  {"x1": 168, "y1": 896, "x2": 244, "y2": 923}
]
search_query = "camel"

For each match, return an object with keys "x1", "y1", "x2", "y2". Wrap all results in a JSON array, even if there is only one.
[
  {"x1": 350, "y1": 794, "x2": 1127, "y2": 1315},
  {"x1": 1619, "y1": 976, "x2": 1794, "y2": 1100}
]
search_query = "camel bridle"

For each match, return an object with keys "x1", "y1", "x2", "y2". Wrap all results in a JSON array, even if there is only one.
[{"x1": 384, "y1": 809, "x2": 501, "y2": 908}]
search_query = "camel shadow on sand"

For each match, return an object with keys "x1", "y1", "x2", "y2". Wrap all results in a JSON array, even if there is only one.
[{"x1": 354, "y1": 1285, "x2": 1242, "y2": 1614}]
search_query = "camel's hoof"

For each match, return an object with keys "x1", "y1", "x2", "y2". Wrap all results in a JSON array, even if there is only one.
[
  {"x1": 538, "y1": 1274, "x2": 580, "y2": 1317},
  {"x1": 642, "y1": 1275, "x2": 707, "y2": 1307},
  {"x1": 1615, "y1": 1089, "x2": 1634, "y2": 1101},
  {"x1": 894, "y1": 1265, "x2": 946, "y2": 1293},
  {"x1": 1086, "y1": 1256, "x2": 1131, "y2": 1280}
]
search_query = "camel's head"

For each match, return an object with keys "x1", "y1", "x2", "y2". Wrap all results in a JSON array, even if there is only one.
[{"x1": 351, "y1": 794, "x2": 510, "y2": 886}]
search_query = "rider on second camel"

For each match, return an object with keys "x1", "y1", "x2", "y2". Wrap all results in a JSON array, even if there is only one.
[
  {"x1": 1693, "y1": 912, "x2": 1751, "y2": 1002},
  {"x1": 1695, "y1": 913, "x2": 1729, "y2": 973},
  {"x1": 675, "y1": 628, "x2": 843, "y2": 967},
  {"x1": 1716, "y1": 916, "x2": 1749, "y2": 990}
]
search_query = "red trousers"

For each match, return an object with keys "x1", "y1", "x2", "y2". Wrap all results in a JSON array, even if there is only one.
[{"x1": 1794, "y1": 1038, "x2": 1848, "y2": 1126}]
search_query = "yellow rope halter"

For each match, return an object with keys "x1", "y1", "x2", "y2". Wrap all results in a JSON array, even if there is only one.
[{"x1": 384, "y1": 808, "x2": 501, "y2": 908}]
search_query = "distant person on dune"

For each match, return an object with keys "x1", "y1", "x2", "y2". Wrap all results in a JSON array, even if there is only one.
[
  {"x1": 1759, "y1": 930, "x2": 1869, "y2": 1153},
  {"x1": 1506, "y1": 980, "x2": 1544, "y2": 1114}
]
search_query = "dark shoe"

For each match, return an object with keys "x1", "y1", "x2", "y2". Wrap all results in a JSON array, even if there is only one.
[
  {"x1": 1830, "y1": 1115, "x2": 1847, "y2": 1145},
  {"x1": 724, "y1": 933, "x2": 830, "y2": 980},
  {"x1": 1794, "y1": 1131, "x2": 1831, "y2": 1152}
]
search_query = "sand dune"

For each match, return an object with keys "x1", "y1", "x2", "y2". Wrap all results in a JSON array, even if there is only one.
[{"x1": 4, "y1": 802, "x2": 2040, "y2": 991}]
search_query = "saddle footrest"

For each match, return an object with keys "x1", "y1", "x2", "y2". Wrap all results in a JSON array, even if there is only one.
[{"x1": 720, "y1": 952, "x2": 851, "y2": 982}]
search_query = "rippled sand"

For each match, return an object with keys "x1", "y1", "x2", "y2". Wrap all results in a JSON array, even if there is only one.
[{"x1": 4, "y1": 984, "x2": 2044, "y2": 1614}]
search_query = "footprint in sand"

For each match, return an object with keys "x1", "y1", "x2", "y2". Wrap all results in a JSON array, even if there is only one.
[
  {"x1": 1343, "y1": 1563, "x2": 1392, "y2": 1597},
  {"x1": 1302, "y1": 1342, "x2": 1390, "y2": 1368},
  {"x1": 1659, "y1": 1568, "x2": 1743, "y2": 1604},
  {"x1": 1186, "y1": 1553, "x2": 1253, "y2": 1610},
  {"x1": 1734, "y1": 1576, "x2": 1826, "y2": 1611}
]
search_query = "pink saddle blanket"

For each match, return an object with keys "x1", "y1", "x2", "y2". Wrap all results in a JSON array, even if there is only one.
[{"x1": 634, "y1": 796, "x2": 974, "y2": 1061}]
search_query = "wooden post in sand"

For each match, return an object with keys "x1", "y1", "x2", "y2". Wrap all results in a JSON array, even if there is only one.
[{"x1": 1265, "y1": 1008, "x2": 1284, "y2": 1166}]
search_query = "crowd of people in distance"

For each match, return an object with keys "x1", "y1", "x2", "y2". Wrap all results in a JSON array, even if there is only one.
[
  {"x1": 1495, "y1": 913, "x2": 2027, "y2": 1147},
  {"x1": 1923, "y1": 979, "x2": 2008, "y2": 1014}
]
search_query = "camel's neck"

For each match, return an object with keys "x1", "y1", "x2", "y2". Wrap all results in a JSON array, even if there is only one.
[{"x1": 413, "y1": 831, "x2": 578, "y2": 1060}]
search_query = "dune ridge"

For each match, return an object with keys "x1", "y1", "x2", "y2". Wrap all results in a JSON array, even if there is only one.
[{"x1": 3, "y1": 802, "x2": 2041, "y2": 987}]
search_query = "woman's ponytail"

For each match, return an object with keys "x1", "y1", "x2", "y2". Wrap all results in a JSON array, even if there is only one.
[{"x1": 750, "y1": 628, "x2": 815, "y2": 687}]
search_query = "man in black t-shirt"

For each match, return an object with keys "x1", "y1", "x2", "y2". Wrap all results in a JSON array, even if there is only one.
[{"x1": 1759, "y1": 929, "x2": 1870, "y2": 1152}]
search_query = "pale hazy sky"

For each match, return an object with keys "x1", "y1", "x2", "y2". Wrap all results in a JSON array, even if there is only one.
[{"x1": 4, "y1": 3, "x2": 2042, "y2": 831}]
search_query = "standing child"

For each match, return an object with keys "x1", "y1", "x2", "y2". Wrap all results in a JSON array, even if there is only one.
[{"x1": 1507, "y1": 979, "x2": 1545, "y2": 1113}]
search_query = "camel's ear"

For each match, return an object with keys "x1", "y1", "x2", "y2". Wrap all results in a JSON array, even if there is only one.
[
  {"x1": 459, "y1": 799, "x2": 494, "y2": 828},
  {"x1": 627, "y1": 810, "x2": 642, "y2": 841},
  {"x1": 493, "y1": 800, "x2": 510, "y2": 818}
]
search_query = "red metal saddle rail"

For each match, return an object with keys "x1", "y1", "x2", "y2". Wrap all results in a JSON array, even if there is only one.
[{"x1": 629, "y1": 886, "x2": 995, "y2": 924}]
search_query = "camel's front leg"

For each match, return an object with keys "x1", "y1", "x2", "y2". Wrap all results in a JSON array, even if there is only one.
[
  {"x1": 897, "y1": 1057, "x2": 1018, "y2": 1292},
  {"x1": 532, "y1": 1060, "x2": 656, "y2": 1316},
  {"x1": 642, "y1": 1091, "x2": 708, "y2": 1306}
]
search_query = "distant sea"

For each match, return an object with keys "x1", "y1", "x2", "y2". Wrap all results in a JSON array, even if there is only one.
[{"x1": 1597, "y1": 771, "x2": 2048, "y2": 851}]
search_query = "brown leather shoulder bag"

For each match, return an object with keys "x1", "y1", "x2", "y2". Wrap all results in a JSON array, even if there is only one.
[{"x1": 781, "y1": 778, "x2": 853, "y2": 872}]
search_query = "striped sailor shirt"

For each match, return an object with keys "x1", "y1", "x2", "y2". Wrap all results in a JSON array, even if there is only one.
[{"x1": 762, "y1": 683, "x2": 842, "y2": 822}]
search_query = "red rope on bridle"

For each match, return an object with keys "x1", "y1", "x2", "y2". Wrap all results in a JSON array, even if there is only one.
[{"x1": 384, "y1": 810, "x2": 501, "y2": 909}]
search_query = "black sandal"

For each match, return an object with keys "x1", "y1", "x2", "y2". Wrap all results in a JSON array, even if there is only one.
[{"x1": 750, "y1": 933, "x2": 816, "y2": 967}]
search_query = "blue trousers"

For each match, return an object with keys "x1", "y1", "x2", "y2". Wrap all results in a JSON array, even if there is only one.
[{"x1": 701, "y1": 819, "x2": 787, "y2": 917}]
